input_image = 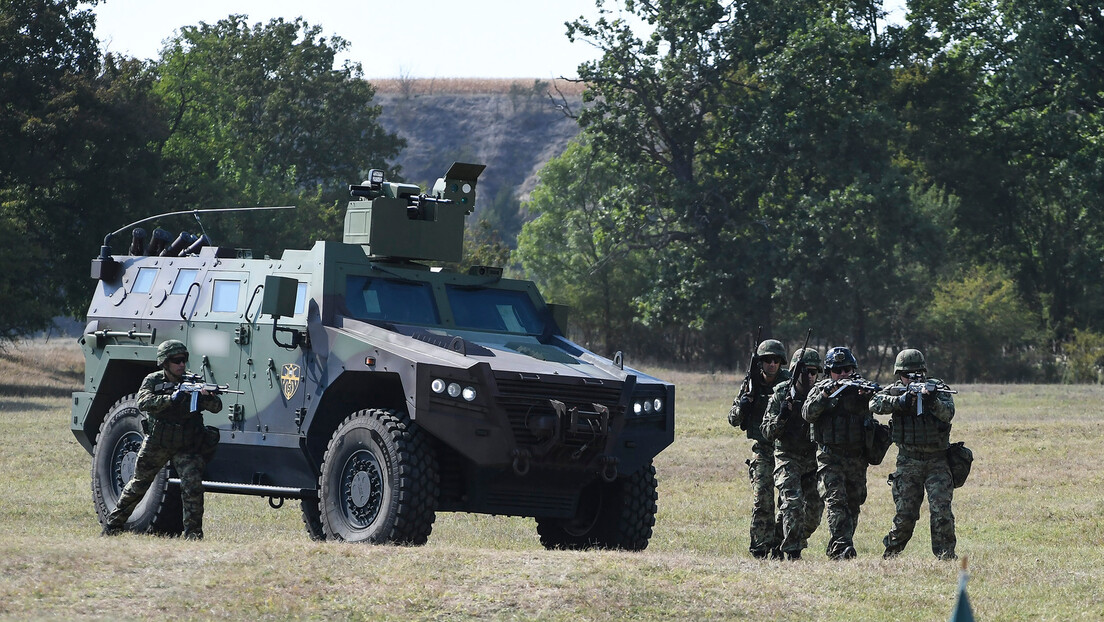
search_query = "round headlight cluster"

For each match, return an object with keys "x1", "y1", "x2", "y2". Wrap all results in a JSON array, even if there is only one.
[
  {"x1": 431, "y1": 378, "x2": 477, "y2": 402},
  {"x1": 632, "y1": 397, "x2": 664, "y2": 415}
]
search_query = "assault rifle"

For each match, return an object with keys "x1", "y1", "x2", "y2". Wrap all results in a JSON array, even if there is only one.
[
  {"x1": 734, "y1": 326, "x2": 763, "y2": 430},
  {"x1": 827, "y1": 377, "x2": 882, "y2": 398},
  {"x1": 781, "y1": 329, "x2": 813, "y2": 408},
  {"x1": 176, "y1": 372, "x2": 244, "y2": 412},
  {"x1": 886, "y1": 373, "x2": 957, "y2": 416}
]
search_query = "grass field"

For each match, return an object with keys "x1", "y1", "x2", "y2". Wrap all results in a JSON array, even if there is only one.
[{"x1": 1, "y1": 339, "x2": 1102, "y2": 620}]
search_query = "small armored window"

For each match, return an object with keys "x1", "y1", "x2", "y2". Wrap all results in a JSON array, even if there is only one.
[
  {"x1": 132, "y1": 267, "x2": 158, "y2": 294},
  {"x1": 212, "y1": 280, "x2": 241, "y2": 313},
  {"x1": 170, "y1": 268, "x2": 199, "y2": 295},
  {"x1": 295, "y1": 281, "x2": 308, "y2": 315}
]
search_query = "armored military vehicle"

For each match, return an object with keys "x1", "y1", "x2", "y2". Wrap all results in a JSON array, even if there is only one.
[{"x1": 73, "y1": 163, "x2": 675, "y2": 549}]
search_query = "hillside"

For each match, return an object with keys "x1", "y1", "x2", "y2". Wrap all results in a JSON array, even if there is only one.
[{"x1": 370, "y1": 78, "x2": 585, "y2": 235}]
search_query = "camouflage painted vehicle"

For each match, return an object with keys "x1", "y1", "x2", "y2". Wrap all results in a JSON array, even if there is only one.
[{"x1": 73, "y1": 163, "x2": 675, "y2": 549}]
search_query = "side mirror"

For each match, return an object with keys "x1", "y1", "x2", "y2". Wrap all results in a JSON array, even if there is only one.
[{"x1": 262, "y1": 275, "x2": 301, "y2": 349}]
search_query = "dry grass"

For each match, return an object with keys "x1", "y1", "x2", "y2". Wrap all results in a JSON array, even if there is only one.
[
  {"x1": 1, "y1": 340, "x2": 1102, "y2": 620},
  {"x1": 370, "y1": 77, "x2": 587, "y2": 96}
]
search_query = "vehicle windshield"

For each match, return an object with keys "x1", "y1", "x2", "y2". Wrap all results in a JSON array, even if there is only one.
[
  {"x1": 344, "y1": 276, "x2": 439, "y2": 325},
  {"x1": 446, "y1": 285, "x2": 545, "y2": 335}
]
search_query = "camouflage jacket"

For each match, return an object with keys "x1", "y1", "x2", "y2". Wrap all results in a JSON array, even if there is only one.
[
  {"x1": 137, "y1": 369, "x2": 223, "y2": 425},
  {"x1": 762, "y1": 380, "x2": 816, "y2": 452}
]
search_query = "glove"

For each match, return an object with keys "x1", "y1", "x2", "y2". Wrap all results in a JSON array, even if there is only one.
[
  {"x1": 171, "y1": 389, "x2": 188, "y2": 404},
  {"x1": 728, "y1": 404, "x2": 742, "y2": 428},
  {"x1": 896, "y1": 393, "x2": 912, "y2": 410}
]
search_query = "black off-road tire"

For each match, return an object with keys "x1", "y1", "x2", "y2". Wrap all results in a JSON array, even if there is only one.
[
  {"x1": 536, "y1": 461, "x2": 658, "y2": 551},
  {"x1": 91, "y1": 394, "x2": 184, "y2": 535},
  {"x1": 317, "y1": 408, "x2": 439, "y2": 544},
  {"x1": 301, "y1": 496, "x2": 325, "y2": 541}
]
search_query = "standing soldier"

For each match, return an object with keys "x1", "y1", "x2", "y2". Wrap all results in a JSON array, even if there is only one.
[
  {"x1": 101, "y1": 340, "x2": 222, "y2": 540},
  {"x1": 869, "y1": 349, "x2": 957, "y2": 560},
  {"x1": 761, "y1": 347, "x2": 824, "y2": 560},
  {"x1": 802, "y1": 346, "x2": 876, "y2": 560},
  {"x1": 729, "y1": 338, "x2": 789, "y2": 558}
]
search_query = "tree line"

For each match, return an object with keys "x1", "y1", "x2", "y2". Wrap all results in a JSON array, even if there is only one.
[
  {"x1": 3, "y1": 0, "x2": 1102, "y2": 382},
  {"x1": 515, "y1": 0, "x2": 1104, "y2": 381}
]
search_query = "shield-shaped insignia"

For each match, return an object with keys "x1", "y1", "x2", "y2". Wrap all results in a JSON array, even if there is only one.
[{"x1": 280, "y1": 363, "x2": 301, "y2": 400}]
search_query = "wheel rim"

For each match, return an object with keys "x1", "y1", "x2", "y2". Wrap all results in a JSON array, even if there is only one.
[
  {"x1": 340, "y1": 448, "x2": 384, "y2": 528},
  {"x1": 111, "y1": 431, "x2": 144, "y2": 498}
]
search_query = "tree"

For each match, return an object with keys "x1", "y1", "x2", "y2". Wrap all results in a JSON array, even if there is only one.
[
  {"x1": 0, "y1": 0, "x2": 166, "y2": 335},
  {"x1": 152, "y1": 15, "x2": 404, "y2": 255}
]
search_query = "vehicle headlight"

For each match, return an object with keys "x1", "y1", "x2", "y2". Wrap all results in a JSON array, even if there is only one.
[
  {"x1": 633, "y1": 401, "x2": 643, "y2": 414},
  {"x1": 653, "y1": 398, "x2": 663, "y2": 413},
  {"x1": 461, "y1": 386, "x2": 477, "y2": 402},
  {"x1": 447, "y1": 382, "x2": 462, "y2": 398},
  {"x1": 643, "y1": 400, "x2": 654, "y2": 413},
  {"x1": 431, "y1": 379, "x2": 446, "y2": 394}
]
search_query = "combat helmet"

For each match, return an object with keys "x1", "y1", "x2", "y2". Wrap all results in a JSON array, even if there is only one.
[
  {"x1": 894, "y1": 349, "x2": 927, "y2": 374},
  {"x1": 756, "y1": 339, "x2": 786, "y2": 361},
  {"x1": 790, "y1": 347, "x2": 823, "y2": 372},
  {"x1": 156, "y1": 339, "x2": 188, "y2": 366},
  {"x1": 824, "y1": 346, "x2": 858, "y2": 370}
]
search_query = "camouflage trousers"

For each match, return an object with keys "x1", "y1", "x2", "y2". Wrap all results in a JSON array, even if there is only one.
[
  {"x1": 774, "y1": 446, "x2": 823, "y2": 555},
  {"x1": 746, "y1": 441, "x2": 783, "y2": 556},
  {"x1": 884, "y1": 451, "x2": 956, "y2": 559},
  {"x1": 816, "y1": 445, "x2": 868, "y2": 558},
  {"x1": 106, "y1": 435, "x2": 207, "y2": 537}
]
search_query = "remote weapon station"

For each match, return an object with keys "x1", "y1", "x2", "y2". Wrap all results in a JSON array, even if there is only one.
[{"x1": 73, "y1": 163, "x2": 674, "y2": 548}]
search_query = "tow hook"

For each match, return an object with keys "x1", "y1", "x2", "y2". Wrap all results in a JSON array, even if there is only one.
[
  {"x1": 511, "y1": 449, "x2": 531, "y2": 476},
  {"x1": 600, "y1": 456, "x2": 619, "y2": 482}
]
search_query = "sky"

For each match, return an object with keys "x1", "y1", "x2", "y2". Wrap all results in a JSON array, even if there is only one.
[{"x1": 92, "y1": 0, "x2": 636, "y2": 80}]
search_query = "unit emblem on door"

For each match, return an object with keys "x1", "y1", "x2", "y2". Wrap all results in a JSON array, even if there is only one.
[{"x1": 280, "y1": 363, "x2": 301, "y2": 400}]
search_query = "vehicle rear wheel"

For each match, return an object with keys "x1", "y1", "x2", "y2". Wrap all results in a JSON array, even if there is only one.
[
  {"x1": 318, "y1": 408, "x2": 438, "y2": 544},
  {"x1": 536, "y1": 461, "x2": 658, "y2": 551},
  {"x1": 91, "y1": 394, "x2": 184, "y2": 535}
]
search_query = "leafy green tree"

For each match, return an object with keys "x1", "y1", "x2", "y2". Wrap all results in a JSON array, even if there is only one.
[
  {"x1": 0, "y1": 0, "x2": 166, "y2": 336},
  {"x1": 517, "y1": 139, "x2": 657, "y2": 356},
  {"x1": 152, "y1": 15, "x2": 403, "y2": 255}
]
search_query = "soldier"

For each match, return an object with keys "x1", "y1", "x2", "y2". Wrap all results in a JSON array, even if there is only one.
[
  {"x1": 728, "y1": 338, "x2": 789, "y2": 558},
  {"x1": 802, "y1": 346, "x2": 876, "y2": 559},
  {"x1": 869, "y1": 349, "x2": 957, "y2": 560},
  {"x1": 101, "y1": 340, "x2": 222, "y2": 540},
  {"x1": 761, "y1": 347, "x2": 824, "y2": 560}
]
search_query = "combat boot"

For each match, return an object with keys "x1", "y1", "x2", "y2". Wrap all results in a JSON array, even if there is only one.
[
  {"x1": 785, "y1": 551, "x2": 802, "y2": 561},
  {"x1": 100, "y1": 525, "x2": 122, "y2": 537},
  {"x1": 183, "y1": 530, "x2": 204, "y2": 541}
]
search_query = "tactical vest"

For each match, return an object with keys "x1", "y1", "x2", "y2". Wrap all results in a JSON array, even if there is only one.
[
  {"x1": 890, "y1": 411, "x2": 951, "y2": 449},
  {"x1": 777, "y1": 399, "x2": 815, "y2": 452},
  {"x1": 742, "y1": 370, "x2": 790, "y2": 442},
  {"x1": 811, "y1": 391, "x2": 869, "y2": 447}
]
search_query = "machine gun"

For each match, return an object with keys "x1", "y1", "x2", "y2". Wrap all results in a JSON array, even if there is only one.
[
  {"x1": 886, "y1": 374, "x2": 958, "y2": 415},
  {"x1": 828, "y1": 377, "x2": 882, "y2": 399},
  {"x1": 176, "y1": 373, "x2": 245, "y2": 412}
]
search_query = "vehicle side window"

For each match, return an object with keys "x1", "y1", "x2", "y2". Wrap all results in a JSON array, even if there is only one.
[
  {"x1": 131, "y1": 267, "x2": 158, "y2": 294},
  {"x1": 295, "y1": 281, "x2": 308, "y2": 315},
  {"x1": 211, "y1": 280, "x2": 241, "y2": 313},
  {"x1": 170, "y1": 268, "x2": 199, "y2": 295}
]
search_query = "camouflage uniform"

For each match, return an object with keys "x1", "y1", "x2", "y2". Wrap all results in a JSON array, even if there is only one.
[
  {"x1": 802, "y1": 347, "x2": 873, "y2": 559},
  {"x1": 761, "y1": 348, "x2": 823, "y2": 560},
  {"x1": 729, "y1": 340, "x2": 789, "y2": 558},
  {"x1": 869, "y1": 349, "x2": 957, "y2": 559},
  {"x1": 105, "y1": 361, "x2": 222, "y2": 539}
]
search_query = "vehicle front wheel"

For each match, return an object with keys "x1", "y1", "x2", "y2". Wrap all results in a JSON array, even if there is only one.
[
  {"x1": 90, "y1": 394, "x2": 183, "y2": 535},
  {"x1": 317, "y1": 408, "x2": 439, "y2": 544},
  {"x1": 536, "y1": 461, "x2": 658, "y2": 551}
]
